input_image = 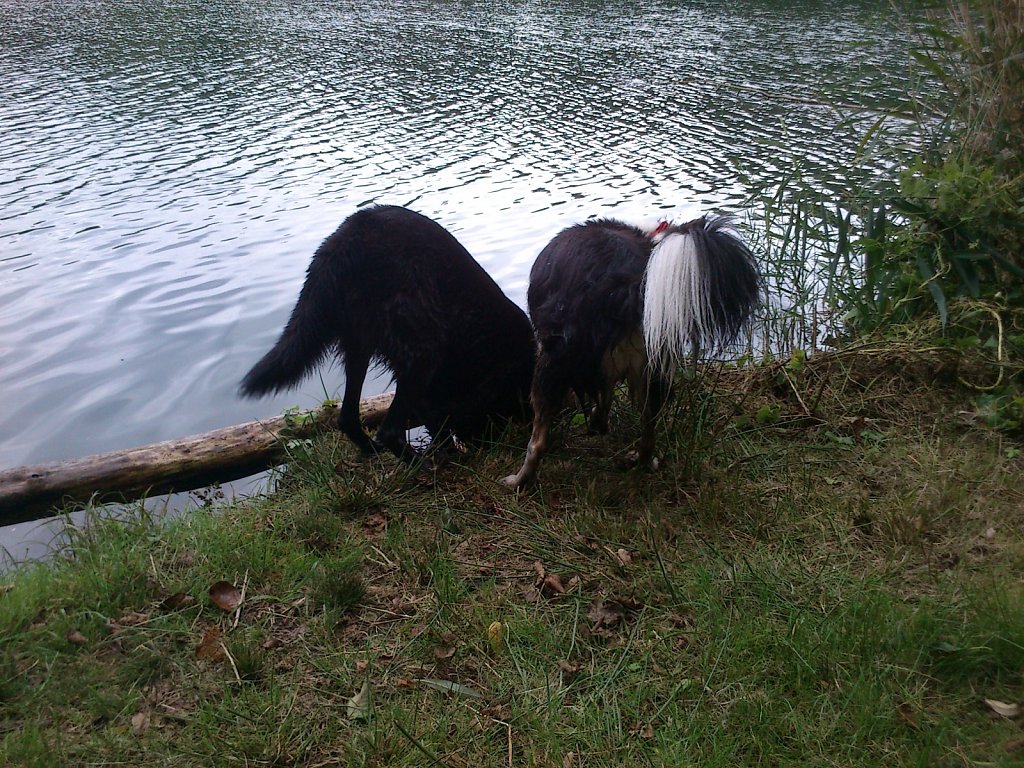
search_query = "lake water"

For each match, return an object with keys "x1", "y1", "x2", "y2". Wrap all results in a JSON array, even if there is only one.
[{"x1": 0, "y1": 0, "x2": 921, "y2": 558}]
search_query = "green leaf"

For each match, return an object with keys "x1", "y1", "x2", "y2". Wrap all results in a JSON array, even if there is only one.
[
  {"x1": 909, "y1": 48, "x2": 948, "y2": 81},
  {"x1": 950, "y1": 253, "x2": 981, "y2": 297}
]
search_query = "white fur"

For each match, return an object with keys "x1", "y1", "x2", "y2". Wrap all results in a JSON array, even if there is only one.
[{"x1": 642, "y1": 232, "x2": 712, "y2": 372}]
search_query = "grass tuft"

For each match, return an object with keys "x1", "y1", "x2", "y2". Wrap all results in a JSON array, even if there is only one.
[{"x1": 5, "y1": 350, "x2": 1022, "y2": 765}]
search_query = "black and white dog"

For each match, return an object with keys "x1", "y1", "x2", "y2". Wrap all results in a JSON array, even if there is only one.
[
  {"x1": 240, "y1": 205, "x2": 536, "y2": 462},
  {"x1": 503, "y1": 214, "x2": 760, "y2": 488}
]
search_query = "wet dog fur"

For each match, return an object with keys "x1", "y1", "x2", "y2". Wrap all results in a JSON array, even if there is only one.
[
  {"x1": 240, "y1": 205, "x2": 536, "y2": 462},
  {"x1": 503, "y1": 215, "x2": 760, "y2": 487}
]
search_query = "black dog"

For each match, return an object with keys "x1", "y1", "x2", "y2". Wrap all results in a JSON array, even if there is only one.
[
  {"x1": 240, "y1": 205, "x2": 536, "y2": 462},
  {"x1": 502, "y1": 215, "x2": 760, "y2": 487}
]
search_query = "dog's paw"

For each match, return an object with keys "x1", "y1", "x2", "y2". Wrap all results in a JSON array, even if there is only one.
[
  {"x1": 500, "y1": 474, "x2": 521, "y2": 489},
  {"x1": 620, "y1": 451, "x2": 660, "y2": 472},
  {"x1": 501, "y1": 472, "x2": 534, "y2": 490}
]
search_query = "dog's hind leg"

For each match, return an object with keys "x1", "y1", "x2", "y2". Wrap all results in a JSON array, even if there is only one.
[
  {"x1": 632, "y1": 371, "x2": 671, "y2": 471},
  {"x1": 337, "y1": 350, "x2": 376, "y2": 455},
  {"x1": 589, "y1": 379, "x2": 615, "y2": 435},
  {"x1": 502, "y1": 356, "x2": 565, "y2": 489}
]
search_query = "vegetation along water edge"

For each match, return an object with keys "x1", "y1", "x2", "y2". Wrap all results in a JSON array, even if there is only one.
[{"x1": 1, "y1": 2, "x2": 1022, "y2": 765}]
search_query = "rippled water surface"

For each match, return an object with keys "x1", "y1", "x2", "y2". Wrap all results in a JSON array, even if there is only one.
[{"x1": 1, "y1": 0, "x2": 917, "y2": 477}]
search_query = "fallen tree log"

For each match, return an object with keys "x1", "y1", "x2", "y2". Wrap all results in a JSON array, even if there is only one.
[{"x1": 0, "y1": 393, "x2": 394, "y2": 527}]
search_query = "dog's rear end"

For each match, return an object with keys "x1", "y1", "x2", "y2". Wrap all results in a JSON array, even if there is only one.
[
  {"x1": 503, "y1": 215, "x2": 759, "y2": 488},
  {"x1": 240, "y1": 205, "x2": 535, "y2": 461}
]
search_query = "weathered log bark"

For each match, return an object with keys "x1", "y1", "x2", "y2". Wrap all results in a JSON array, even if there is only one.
[{"x1": 0, "y1": 393, "x2": 394, "y2": 526}]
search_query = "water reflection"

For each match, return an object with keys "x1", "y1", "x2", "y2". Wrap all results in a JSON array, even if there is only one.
[{"x1": 0, "y1": 0, "x2": 919, "y2": 482}]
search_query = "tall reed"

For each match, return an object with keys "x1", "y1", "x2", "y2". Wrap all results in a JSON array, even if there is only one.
[{"x1": 748, "y1": 0, "x2": 1024, "y2": 351}]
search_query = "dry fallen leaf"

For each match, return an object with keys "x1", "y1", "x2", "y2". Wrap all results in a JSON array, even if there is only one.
[
  {"x1": 588, "y1": 597, "x2": 642, "y2": 636},
  {"x1": 434, "y1": 643, "x2": 456, "y2": 660},
  {"x1": 984, "y1": 698, "x2": 1022, "y2": 719},
  {"x1": 66, "y1": 629, "x2": 88, "y2": 647},
  {"x1": 117, "y1": 611, "x2": 150, "y2": 626},
  {"x1": 195, "y1": 626, "x2": 225, "y2": 661},
  {"x1": 363, "y1": 512, "x2": 388, "y2": 535},
  {"x1": 131, "y1": 711, "x2": 150, "y2": 735},
  {"x1": 347, "y1": 679, "x2": 373, "y2": 721},
  {"x1": 615, "y1": 548, "x2": 632, "y2": 567},
  {"x1": 557, "y1": 659, "x2": 583, "y2": 681},
  {"x1": 487, "y1": 621, "x2": 504, "y2": 656},
  {"x1": 541, "y1": 573, "x2": 566, "y2": 598},
  {"x1": 161, "y1": 592, "x2": 194, "y2": 611},
  {"x1": 208, "y1": 581, "x2": 242, "y2": 612},
  {"x1": 896, "y1": 702, "x2": 919, "y2": 730}
]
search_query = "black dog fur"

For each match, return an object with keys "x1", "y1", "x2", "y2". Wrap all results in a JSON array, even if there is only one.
[
  {"x1": 503, "y1": 215, "x2": 760, "y2": 487},
  {"x1": 240, "y1": 205, "x2": 536, "y2": 461}
]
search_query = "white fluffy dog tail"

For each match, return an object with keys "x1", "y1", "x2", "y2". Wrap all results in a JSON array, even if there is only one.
[{"x1": 642, "y1": 216, "x2": 760, "y2": 373}]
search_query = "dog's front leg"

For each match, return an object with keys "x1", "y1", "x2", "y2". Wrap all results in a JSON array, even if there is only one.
[{"x1": 372, "y1": 384, "x2": 424, "y2": 464}]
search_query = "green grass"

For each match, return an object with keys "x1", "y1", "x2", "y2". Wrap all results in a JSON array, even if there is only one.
[{"x1": 1, "y1": 353, "x2": 1023, "y2": 766}]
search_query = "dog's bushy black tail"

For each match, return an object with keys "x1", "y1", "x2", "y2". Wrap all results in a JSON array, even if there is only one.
[
  {"x1": 239, "y1": 256, "x2": 340, "y2": 398},
  {"x1": 642, "y1": 215, "x2": 760, "y2": 370}
]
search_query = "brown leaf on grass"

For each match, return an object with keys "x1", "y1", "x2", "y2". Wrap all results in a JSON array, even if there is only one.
[
  {"x1": 557, "y1": 660, "x2": 584, "y2": 681},
  {"x1": 131, "y1": 711, "x2": 150, "y2": 735},
  {"x1": 394, "y1": 676, "x2": 415, "y2": 689},
  {"x1": 896, "y1": 702, "x2": 919, "y2": 730},
  {"x1": 540, "y1": 573, "x2": 566, "y2": 598},
  {"x1": 984, "y1": 698, "x2": 1022, "y2": 719},
  {"x1": 629, "y1": 722, "x2": 655, "y2": 739},
  {"x1": 363, "y1": 512, "x2": 388, "y2": 535},
  {"x1": 161, "y1": 592, "x2": 194, "y2": 611},
  {"x1": 434, "y1": 631, "x2": 457, "y2": 660},
  {"x1": 117, "y1": 611, "x2": 150, "y2": 626},
  {"x1": 208, "y1": 581, "x2": 242, "y2": 612},
  {"x1": 587, "y1": 597, "x2": 642, "y2": 636},
  {"x1": 347, "y1": 679, "x2": 373, "y2": 722},
  {"x1": 480, "y1": 703, "x2": 506, "y2": 719},
  {"x1": 66, "y1": 630, "x2": 88, "y2": 647},
  {"x1": 434, "y1": 643, "x2": 456, "y2": 660},
  {"x1": 532, "y1": 561, "x2": 546, "y2": 581},
  {"x1": 195, "y1": 626, "x2": 225, "y2": 661},
  {"x1": 668, "y1": 611, "x2": 695, "y2": 629},
  {"x1": 615, "y1": 548, "x2": 632, "y2": 567}
]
